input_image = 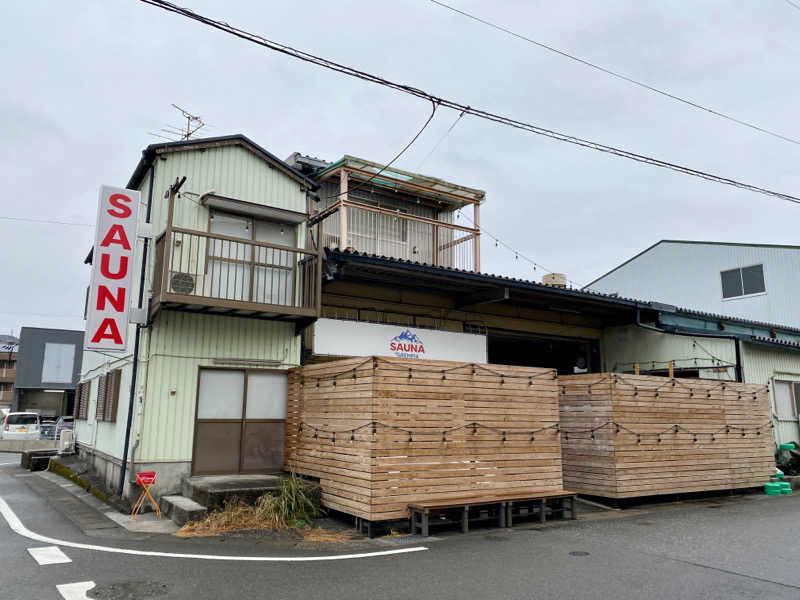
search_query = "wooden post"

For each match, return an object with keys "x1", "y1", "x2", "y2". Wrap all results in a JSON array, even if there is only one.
[
  {"x1": 668, "y1": 360, "x2": 674, "y2": 378},
  {"x1": 634, "y1": 363, "x2": 640, "y2": 375},
  {"x1": 473, "y1": 201, "x2": 481, "y2": 272},
  {"x1": 339, "y1": 169, "x2": 348, "y2": 250},
  {"x1": 433, "y1": 210, "x2": 440, "y2": 267}
]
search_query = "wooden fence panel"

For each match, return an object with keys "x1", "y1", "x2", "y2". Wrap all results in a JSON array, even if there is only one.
[
  {"x1": 560, "y1": 374, "x2": 774, "y2": 499},
  {"x1": 285, "y1": 356, "x2": 563, "y2": 521}
]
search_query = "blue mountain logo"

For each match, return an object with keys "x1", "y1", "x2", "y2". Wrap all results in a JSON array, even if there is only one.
[
  {"x1": 391, "y1": 330, "x2": 423, "y2": 344},
  {"x1": 389, "y1": 330, "x2": 425, "y2": 356}
]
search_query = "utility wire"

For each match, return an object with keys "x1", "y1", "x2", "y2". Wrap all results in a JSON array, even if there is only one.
[
  {"x1": 138, "y1": 0, "x2": 800, "y2": 208},
  {"x1": 416, "y1": 108, "x2": 467, "y2": 170},
  {"x1": 429, "y1": 0, "x2": 800, "y2": 147},
  {"x1": 0, "y1": 216, "x2": 93, "y2": 227},
  {"x1": 324, "y1": 100, "x2": 438, "y2": 200},
  {"x1": 785, "y1": 0, "x2": 800, "y2": 12},
  {"x1": 455, "y1": 208, "x2": 579, "y2": 284}
]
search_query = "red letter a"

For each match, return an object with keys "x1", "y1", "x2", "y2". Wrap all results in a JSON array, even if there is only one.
[
  {"x1": 100, "y1": 224, "x2": 131, "y2": 250},
  {"x1": 90, "y1": 318, "x2": 123, "y2": 345}
]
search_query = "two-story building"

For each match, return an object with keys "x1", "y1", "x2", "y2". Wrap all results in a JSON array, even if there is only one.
[
  {"x1": 77, "y1": 137, "x2": 800, "y2": 504},
  {"x1": 13, "y1": 327, "x2": 83, "y2": 417},
  {"x1": 76, "y1": 135, "x2": 320, "y2": 498}
]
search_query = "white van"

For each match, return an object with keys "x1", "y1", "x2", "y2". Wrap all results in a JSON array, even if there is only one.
[{"x1": 2, "y1": 412, "x2": 41, "y2": 440}]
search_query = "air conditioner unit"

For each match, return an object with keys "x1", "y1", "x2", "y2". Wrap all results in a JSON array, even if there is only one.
[
  {"x1": 169, "y1": 272, "x2": 197, "y2": 294},
  {"x1": 57, "y1": 430, "x2": 74, "y2": 454}
]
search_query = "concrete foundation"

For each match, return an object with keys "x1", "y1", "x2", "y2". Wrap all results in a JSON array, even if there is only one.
[
  {"x1": 0, "y1": 440, "x2": 58, "y2": 452},
  {"x1": 75, "y1": 443, "x2": 191, "y2": 502}
]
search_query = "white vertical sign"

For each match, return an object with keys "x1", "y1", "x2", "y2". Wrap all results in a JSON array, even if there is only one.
[{"x1": 85, "y1": 185, "x2": 140, "y2": 351}]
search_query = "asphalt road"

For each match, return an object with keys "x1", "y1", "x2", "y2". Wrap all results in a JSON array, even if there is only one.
[{"x1": 1, "y1": 453, "x2": 799, "y2": 600}]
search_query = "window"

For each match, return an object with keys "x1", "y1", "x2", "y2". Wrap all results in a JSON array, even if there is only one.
[
  {"x1": 94, "y1": 370, "x2": 121, "y2": 423},
  {"x1": 774, "y1": 381, "x2": 800, "y2": 419},
  {"x1": 721, "y1": 264, "x2": 765, "y2": 299},
  {"x1": 74, "y1": 381, "x2": 90, "y2": 420},
  {"x1": 42, "y1": 343, "x2": 76, "y2": 383}
]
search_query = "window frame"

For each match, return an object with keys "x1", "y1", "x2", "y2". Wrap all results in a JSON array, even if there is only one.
[
  {"x1": 720, "y1": 263, "x2": 766, "y2": 300},
  {"x1": 773, "y1": 379, "x2": 800, "y2": 421}
]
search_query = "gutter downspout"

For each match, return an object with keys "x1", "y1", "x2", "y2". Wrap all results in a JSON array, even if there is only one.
[
  {"x1": 635, "y1": 307, "x2": 743, "y2": 383},
  {"x1": 118, "y1": 163, "x2": 155, "y2": 495}
]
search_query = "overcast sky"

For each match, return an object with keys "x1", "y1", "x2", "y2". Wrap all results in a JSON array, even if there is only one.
[{"x1": 2, "y1": 0, "x2": 799, "y2": 337}]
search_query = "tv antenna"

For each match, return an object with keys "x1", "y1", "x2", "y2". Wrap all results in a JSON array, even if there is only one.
[{"x1": 148, "y1": 104, "x2": 207, "y2": 141}]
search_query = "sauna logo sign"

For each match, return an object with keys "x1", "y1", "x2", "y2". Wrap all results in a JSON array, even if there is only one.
[{"x1": 389, "y1": 330, "x2": 425, "y2": 358}]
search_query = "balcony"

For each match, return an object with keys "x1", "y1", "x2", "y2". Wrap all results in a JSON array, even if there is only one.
[
  {"x1": 151, "y1": 227, "x2": 320, "y2": 328},
  {"x1": 310, "y1": 158, "x2": 484, "y2": 272},
  {"x1": 0, "y1": 368, "x2": 14, "y2": 384}
]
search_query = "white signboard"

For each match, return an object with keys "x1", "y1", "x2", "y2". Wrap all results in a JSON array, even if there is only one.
[
  {"x1": 314, "y1": 318, "x2": 487, "y2": 362},
  {"x1": 85, "y1": 185, "x2": 140, "y2": 351}
]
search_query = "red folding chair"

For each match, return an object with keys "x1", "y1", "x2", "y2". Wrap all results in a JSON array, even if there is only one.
[{"x1": 131, "y1": 471, "x2": 161, "y2": 520}]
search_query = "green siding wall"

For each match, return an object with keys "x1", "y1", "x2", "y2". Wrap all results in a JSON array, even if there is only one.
[
  {"x1": 601, "y1": 325, "x2": 735, "y2": 380},
  {"x1": 137, "y1": 311, "x2": 299, "y2": 463},
  {"x1": 76, "y1": 142, "x2": 306, "y2": 463}
]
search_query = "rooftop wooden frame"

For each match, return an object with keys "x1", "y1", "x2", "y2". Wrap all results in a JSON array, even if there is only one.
[{"x1": 312, "y1": 168, "x2": 482, "y2": 271}]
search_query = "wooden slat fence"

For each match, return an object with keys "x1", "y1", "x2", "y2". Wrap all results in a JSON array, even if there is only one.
[
  {"x1": 559, "y1": 373, "x2": 774, "y2": 499},
  {"x1": 285, "y1": 356, "x2": 563, "y2": 521}
]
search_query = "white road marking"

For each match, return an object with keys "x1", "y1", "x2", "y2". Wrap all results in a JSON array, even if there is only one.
[
  {"x1": 56, "y1": 581, "x2": 95, "y2": 599},
  {"x1": 0, "y1": 461, "x2": 19, "y2": 466},
  {"x1": 0, "y1": 497, "x2": 428, "y2": 562},
  {"x1": 28, "y1": 545, "x2": 72, "y2": 565}
]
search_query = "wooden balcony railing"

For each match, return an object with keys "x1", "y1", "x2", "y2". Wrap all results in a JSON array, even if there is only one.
[
  {"x1": 311, "y1": 199, "x2": 480, "y2": 272},
  {"x1": 151, "y1": 227, "x2": 320, "y2": 322}
]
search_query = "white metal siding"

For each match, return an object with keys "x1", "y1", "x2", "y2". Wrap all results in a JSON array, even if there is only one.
[{"x1": 588, "y1": 242, "x2": 800, "y2": 328}]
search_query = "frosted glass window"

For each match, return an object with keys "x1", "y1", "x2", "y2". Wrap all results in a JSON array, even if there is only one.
[
  {"x1": 255, "y1": 220, "x2": 295, "y2": 247},
  {"x1": 774, "y1": 381, "x2": 796, "y2": 418},
  {"x1": 41, "y1": 343, "x2": 75, "y2": 383},
  {"x1": 246, "y1": 372, "x2": 287, "y2": 419},
  {"x1": 197, "y1": 370, "x2": 244, "y2": 419}
]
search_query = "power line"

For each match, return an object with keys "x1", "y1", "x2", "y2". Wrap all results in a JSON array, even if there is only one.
[
  {"x1": 454, "y1": 208, "x2": 579, "y2": 285},
  {"x1": 416, "y1": 108, "x2": 466, "y2": 170},
  {"x1": 324, "y1": 100, "x2": 438, "y2": 200},
  {"x1": 429, "y1": 0, "x2": 800, "y2": 147},
  {"x1": 138, "y1": 0, "x2": 800, "y2": 208},
  {"x1": 0, "y1": 216, "x2": 93, "y2": 227},
  {"x1": 785, "y1": 0, "x2": 800, "y2": 12}
]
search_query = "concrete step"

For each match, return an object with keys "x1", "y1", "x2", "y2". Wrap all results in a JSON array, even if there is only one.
[
  {"x1": 181, "y1": 474, "x2": 281, "y2": 511},
  {"x1": 159, "y1": 495, "x2": 207, "y2": 527}
]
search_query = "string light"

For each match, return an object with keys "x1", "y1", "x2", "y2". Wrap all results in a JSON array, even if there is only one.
[{"x1": 293, "y1": 418, "x2": 773, "y2": 444}]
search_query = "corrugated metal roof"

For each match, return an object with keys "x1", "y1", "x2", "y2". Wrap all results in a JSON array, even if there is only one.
[
  {"x1": 584, "y1": 239, "x2": 800, "y2": 288},
  {"x1": 324, "y1": 248, "x2": 800, "y2": 338}
]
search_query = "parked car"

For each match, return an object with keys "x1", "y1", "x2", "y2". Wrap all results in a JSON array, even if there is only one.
[
  {"x1": 40, "y1": 419, "x2": 57, "y2": 440},
  {"x1": 54, "y1": 415, "x2": 74, "y2": 440},
  {"x1": 2, "y1": 412, "x2": 40, "y2": 440}
]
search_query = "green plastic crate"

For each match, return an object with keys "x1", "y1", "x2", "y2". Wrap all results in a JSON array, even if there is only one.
[
  {"x1": 780, "y1": 482, "x2": 793, "y2": 494},
  {"x1": 765, "y1": 482, "x2": 783, "y2": 495},
  {"x1": 779, "y1": 443, "x2": 796, "y2": 451}
]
